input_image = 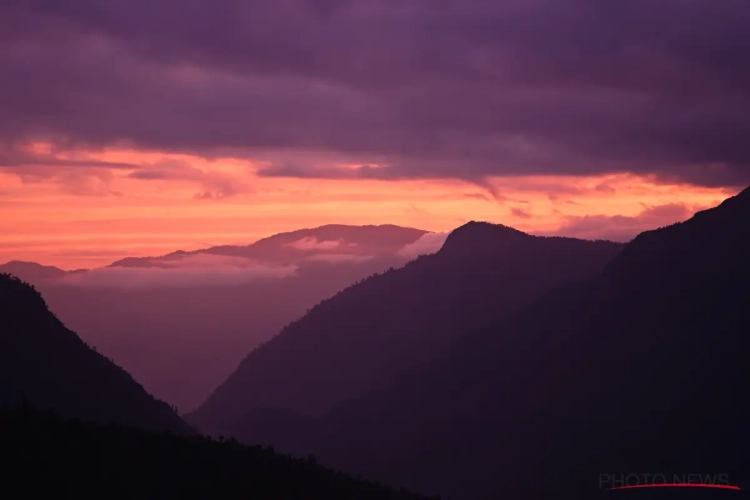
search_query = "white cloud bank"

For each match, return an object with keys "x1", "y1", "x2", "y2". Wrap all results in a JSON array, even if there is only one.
[
  {"x1": 285, "y1": 237, "x2": 344, "y2": 251},
  {"x1": 49, "y1": 233, "x2": 451, "y2": 288},
  {"x1": 397, "y1": 232, "x2": 449, "y2": 259},
  {"x1": 56, "y1": 254, "x2": 298, "y2": 288}
]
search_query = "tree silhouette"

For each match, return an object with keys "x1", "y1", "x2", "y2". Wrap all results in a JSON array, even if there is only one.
[{"x1": 1, "y1": 404, "x2": 438, "y2": 500}]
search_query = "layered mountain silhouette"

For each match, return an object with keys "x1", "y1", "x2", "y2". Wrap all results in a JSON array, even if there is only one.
[
  {"x1": 257, "y1": 187, "x2": 750, "y2": 498},
  {"x1": 1, "y1": 224, "x2": 431, "y2": 412},
  {"x1": 108, "y1": 224, "x2": 427, "y2": 268},
  {"x1": 0, "y1": 260, "x2": 84, "y2": 282},
  {"x1": 0, "y1": 273, "x2": 190, "y2": 434},
  {"x1": 187, "y1": 226, "x2": 623, "y2": 435}
]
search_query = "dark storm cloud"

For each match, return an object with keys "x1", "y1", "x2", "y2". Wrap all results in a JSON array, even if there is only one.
[
  {"x1": 1, "y1": 0, "x2": 749, "y2": 187},
  {"x1": 0, "y1": 143, "x2": 139, "y2": 170}
]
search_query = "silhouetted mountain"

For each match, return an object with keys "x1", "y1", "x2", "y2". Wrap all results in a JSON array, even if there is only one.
[
  {"x1": 438, "y1": 220, "x2": 530, "y2": 258},
  {"x1": 187, "y1": 225, "x2": 623, "y2": 435},
  {"x1": 230, "y1": 407, "x2": 323, "y2": 454},
  {"x1": 1, "y1": 405, "x2": 435, "y2": 500},
  {"x1": 0, "y1": 260, "x2": 76, "y2": 282},
  {"x1": 0, "y1": 273, "x2": 190, "y2": 434},
  {"x1": 292, "y1": 187, "x2": 750, "y2": 498},
  {"x1": 6, "y1": 224, "x2": 431, "y2": 412},
  {"x1": 109, "y1": 224, "x2": 427, "y2": 267}
]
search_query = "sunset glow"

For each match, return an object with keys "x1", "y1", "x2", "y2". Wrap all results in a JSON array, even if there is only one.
[{"x1": 0, "y1": 144, "x2": 737, "y2": 268}]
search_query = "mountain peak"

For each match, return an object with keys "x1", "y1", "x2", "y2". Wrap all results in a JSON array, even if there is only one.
[
  {"x1": 108, "y1": 224, "x2": 427, "y2": 267},
  {"x1": 0, "y1": 261, "x2": 68, "y2": 281},
  {"x1": 438, "y1": 221, "x2": 530, "y2": 257},
  {"x1": 1, "y1": 260, "x2": 62, "y2": 270}
]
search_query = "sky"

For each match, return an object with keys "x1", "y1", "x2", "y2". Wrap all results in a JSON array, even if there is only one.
[{"x1": 1, "y1": 0, "x2": 748, "y2": 269}]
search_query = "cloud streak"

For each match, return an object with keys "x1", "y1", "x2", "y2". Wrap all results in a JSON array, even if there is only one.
[
  {"x1": 537, "y1": 202, "x2": 707, "y2": 242},
  {"x1": 127, "y1": 159, "x2": 252, "y2": 199},
  {"x1": 397, "y1": 232, "x2": 449, "y2": 259},
  {"x1": 45, "y1": 231, "x2": 432, "y2": 286},
  {"x1": 56, "y1": 254, "x2": 298, "y2": 287},
  {"x1": 285, "y1": 237, "x2": 344, "y2": 251}
]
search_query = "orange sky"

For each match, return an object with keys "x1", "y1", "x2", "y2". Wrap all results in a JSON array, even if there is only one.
[{"x1": 0, "y1": 145, "x2": 739, "y2": 269}]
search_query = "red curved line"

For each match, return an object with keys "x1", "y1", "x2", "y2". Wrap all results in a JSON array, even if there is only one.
[{"x1": 608, "y1": 484, "x2": 741, "y2": 491}]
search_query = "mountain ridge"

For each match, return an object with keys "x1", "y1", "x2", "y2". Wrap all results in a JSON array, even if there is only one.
[
  {"x1": 108, "y1": 224, "x2": 429, "y2": 268},
  {"x1": 0, "y1": 224, "x2": 435, "y2": 411},
  {"x1": 0, "y1": 272, "x2": 192, "y2": 435},
  {"x1": 187, "y1": 223, "x2": 624, "y2": 434},
  {"x1": 296, "y1": 186, "x2": 750, "y2": 498},
  {"x1": 0, "y1": 261, "x2": 88, "y2": 281}
]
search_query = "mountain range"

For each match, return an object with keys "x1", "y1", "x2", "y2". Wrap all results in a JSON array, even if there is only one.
[
  {"x1": 0, "y1": 260, "x2": 85, "y2": 282},
  {"x1": 3, "y1": 188, "x2": 747, "y2": 498},
  {"x1": 187, "y1": 224, "x2": 624, "y2": 434},
  {"x1": 0, "y1": 273, "x2": 440, "y2": 500},
  {"x1": 107, "y1": 224, "x2": 429, "y2": 268},
  {"x1": 189, "y1": 186, "x2": 749, "y2": 498},
  {"x1": 0, "y1": 271, "x2": 433, "y2": 499},
  {"x1": 0, "y1": 224, "x2": 433, "y2": 412}
]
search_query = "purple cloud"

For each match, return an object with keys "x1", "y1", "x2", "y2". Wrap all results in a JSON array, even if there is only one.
[
  {"x1": 126, "y1": 159, "x2": 252, "y2": 198},
  {"x1": 537, "y1": 202, "x2": 703, "y2": 242},
  {"x1": 1, "y1": 0, "x2": 749, "y2": 187}
]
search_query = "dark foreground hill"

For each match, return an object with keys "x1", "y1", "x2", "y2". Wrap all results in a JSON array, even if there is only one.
[
  {"x1": 0, "y1": 273, "x2": 190, "y2": 434},
  {"x1": 302, "y1": 186, "x2": 750, "y2": 498},
  {"x1": 0, "y1": 405, "x2": 435, "y2": 500},
  {"x1": 188, "y1": 225, "x2": 623, "y2": 435}
]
